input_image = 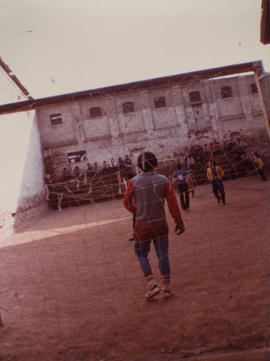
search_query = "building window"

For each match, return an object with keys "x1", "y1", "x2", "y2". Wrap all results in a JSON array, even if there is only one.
[
  {"x1": 67, "y1": 150, "x2": 86, "y2": 163},
  {"x1": 189, "y1": 91, "x2": 201, "y2": 104},
  {"x1": 122, "y1": 101, "x2": 134, "y2": 114},
  {"x1": 89, "y1": 106, "x2": 102, "y2": 118},
  {"x1": 154, "y1": 96, "x2": 166, "y2": 108},
  {"x1": 221, "y1": 86, "x2": 233, "y2": 98},
  {"x1": 250, "y1": 83, "x2": 258, "y2": 94},
  {"x1": 50, "y1": 113, "x2": 63, "y2": 125}
]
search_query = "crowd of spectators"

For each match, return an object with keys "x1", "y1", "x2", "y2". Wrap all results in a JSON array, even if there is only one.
[
  {"x1": 44, "y1": 135, "x2": 264, "y2": 186},
  {"x1": 60, "y1": 154, "x2": 136, "y2": 183},
  {"x1": 178, "y1": 137, "x2": 255, "y2": 175}
]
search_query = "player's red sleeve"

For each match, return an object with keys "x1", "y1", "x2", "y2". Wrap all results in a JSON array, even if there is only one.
[
  {"x1": 165, "y1": 182, "x2": 183, "y2": 225},
  {"x1": 123, "y1": 180, "x2": 137, "y2": 214}
]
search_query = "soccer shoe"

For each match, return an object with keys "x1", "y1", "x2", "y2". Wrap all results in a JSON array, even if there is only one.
[
  {"x1": 145, "y1": 285, "x2": 160, "y2": 301},
  {"x1": 163, "y1": 288, "x2": 173, "y2": 299}
]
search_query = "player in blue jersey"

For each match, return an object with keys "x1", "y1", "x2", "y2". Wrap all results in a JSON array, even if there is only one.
[{"x1": 172, "y1": 163, "x2": 191, "y2": 212}]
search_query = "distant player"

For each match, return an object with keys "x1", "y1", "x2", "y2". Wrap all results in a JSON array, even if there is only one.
[
  {"x1": 172, "y1": 163, "x2": 191, "y2": 212},
  {"x1": 206, "y1": 160, "x2": 226, "y2": 205},
  {"x1": 187, "y1": 168, "x2": 195, "y2": 198},
  {"x1": 253, "y1": 152, "x2": 266, "y2": 181},
  {"x1": 123, "y1": 152, "x2": 185, "y2": 301}
]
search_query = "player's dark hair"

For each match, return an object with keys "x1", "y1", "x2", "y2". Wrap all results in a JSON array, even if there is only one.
[
  {"x1": 126, "y1": 171, "x2": 134, "y2": 180},
  {"x1": 137, "y1": 152, "x2": 158, "y2": 172},
  {"x1": 177, "y1": 163, "x2": 182, "y2": 170}
]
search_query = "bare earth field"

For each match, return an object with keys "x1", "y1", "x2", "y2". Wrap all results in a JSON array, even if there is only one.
[{"x1": 0, "y1": 176, "x2": 270, "y2": 361}]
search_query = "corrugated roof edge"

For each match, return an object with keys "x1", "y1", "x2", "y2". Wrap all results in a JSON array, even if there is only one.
[{"x1": 0, "y1": 60, "x2": 263, "y2": 115}]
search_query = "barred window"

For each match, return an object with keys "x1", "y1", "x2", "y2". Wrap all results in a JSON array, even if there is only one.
[
  {"x1": 89, "y1": 106, "x2": 102, "y2": 118},
  {"x1": 122, "y1": 101, "x2": 134, "y2": 114},
  {"x1": 67, "y1": 150, "x2": 86, "y2": 163},
  {"x1": 154, "y1": 96, "x2": 166, "y2": 108},
  {"x1": 50, "y1": 113, "x2": 63, "y2": 125},
  {"x1": 189, "y1": 91, "x2": 201, "y2": 103},
  {"x1": 221, "y1": 86, "x2": 233, "y2": 98}
]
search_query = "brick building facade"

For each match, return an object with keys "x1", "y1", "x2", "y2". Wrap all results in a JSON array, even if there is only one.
[
  {"x1": 0, "y1": 61, "x2": 269, "y2": 235},
  {"x1": 36, "y1": 69, "x2": 269, "y2": 181}
]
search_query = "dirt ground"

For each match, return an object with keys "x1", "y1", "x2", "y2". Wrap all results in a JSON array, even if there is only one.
[{"x1": 0, "y1": 175, "x2": 269, "y2": 361}]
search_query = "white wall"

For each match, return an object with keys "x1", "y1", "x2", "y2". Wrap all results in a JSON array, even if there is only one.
[{"x1": 0, "y1": 110, "x2": 46, "y2": 239}]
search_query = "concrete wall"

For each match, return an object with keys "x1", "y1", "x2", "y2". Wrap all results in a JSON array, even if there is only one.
[
  {"x1": 36, "y1": 73, "x2": 269, "y2": 180},
  {"x1": 0, "y1": 110, "x2": 47, "y2": 239},
  {"x1": 207, "y1": 75, "x2": 266, "y2": 140},
  {"x1": 1, "y1": 67, "x2": 267, "y2": 237},
  {"x1": 256, "y1": 72, "x2": 270, "y2": 140}
]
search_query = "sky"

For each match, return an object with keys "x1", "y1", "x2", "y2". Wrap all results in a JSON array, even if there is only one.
[{"x1": 0, "y1": 0, "x2": 269, "y2": 99}]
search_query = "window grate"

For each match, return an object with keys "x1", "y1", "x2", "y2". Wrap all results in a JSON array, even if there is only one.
[
  {"x1": 50, "y1": 113, "x2": 63, "y2": 125},
  {"x1": 154, "y1": 96, "x2": 166, "y2": 108},
  {"x1": 122, "y1": 101, "x2": 134, "y2": 114},
  {"x1": 221, "y1": 86, "x2": 233, "y2": 98},
  {"x1": 89, "y1": 106, "x2": 102, "y2": 118},
  {"x1": 189, "y1": 91, "x2": 201, "y2": 103}
]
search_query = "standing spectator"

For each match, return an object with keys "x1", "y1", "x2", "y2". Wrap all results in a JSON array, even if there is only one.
[
  {"x1": 81, "y1": 158, "x2": 89, "y2": 184},
  {"x1": 187, "y1": 167, "x2": 195, "y2": 198},
  {"x1": 124, "y1": 154, "x2": 134, "y2": 179},
  {"x1": 203, "y1": 144, "x2": 211, "y2": 163},
  {"x1": 118, "y1": 157, "x2": 126, "y2": 179},
  {"x1": 73, "y1": 166, "x2": 81, "y2": 179},
  {"x1": 235, "y1": 137, "x2": 246, "y2": 154},
  {"x1": 172, "y1": 163, "x2": 191, "y2": 212},
  {"x1": 93, "y1": 162, "x2": 99, "y2": 174},
  {"x1": 118, "y1": 157, "x2": 125, "y2": 170},
  {"x1": 253, "y1": 153, "x2": 266, "y2": 181},
  {"x1": 123, "y1": 152, "x2": 185, "y2": 301},
  {"x1": 44, "y1": 173, "x2": 53, "y2": 184},
  {"x1": 195, "y1": 153, "x2": 203, "y2": 169},
  {"x1": 183, "y1": 146, "x2": 190, "y2": 157},
  {"x1": 209, "y1": 142, "x2": 215, "y2": 158},
  {"x1": 108, "y1": 158, "x2": 117, "y2": 173},
  {"x1": 186, "y1": 154, "x2": 195, "y2": 169},
  {"x1": 124, "y1": 154, "x2": 132, "y2": 167},
  {"x1": 86, "y1": 163, "x2": 94, "y2": 177},
  {"x1": 207, "y1": 160, "x2": 226, "y2": 205},
  {"x1": 102, "y1": 160, "x2": 109, "y2": 173},
  {"x1": 111, "y1": 158, "x2": 116, "y2": 168},
  {"x1": 178, "y1": 153, "x2": 186, "y2": 168},
  {"x1": 239, "y1": 153, "x2": 251, "y2": 176},
  {"x1": 63, "y1": 167, "x2": 71, "y2": 181},
  {"x1": 213, "y1": 141, "x2": 222, "y2": 157}
]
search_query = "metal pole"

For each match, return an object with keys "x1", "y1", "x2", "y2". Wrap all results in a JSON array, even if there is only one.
[{"x1": 253, "y1": 61, "x2": 270, "y2": 141}]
